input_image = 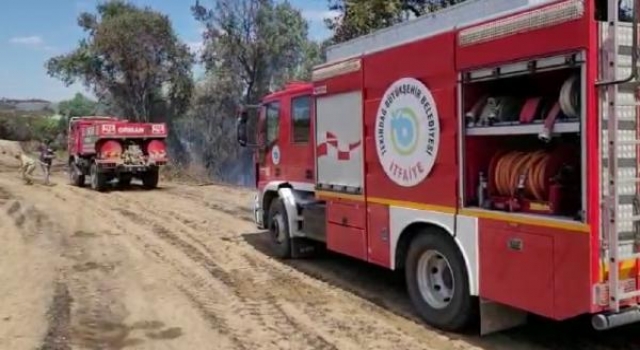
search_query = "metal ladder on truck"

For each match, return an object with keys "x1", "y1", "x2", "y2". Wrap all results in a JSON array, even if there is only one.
[{"x1": 600, "y1": 0, "x2": 640, "y2": 321}]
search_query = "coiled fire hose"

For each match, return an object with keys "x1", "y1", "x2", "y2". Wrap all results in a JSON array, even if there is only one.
[
  {"x1": 559, "y1": 74, "x2": 580, "y2": 118},
  {"x1": 490, "y1": 150, "x2": 553, "y2": 201},
  {"x1": 465, "y1": 73, "x2": 581, "y2": 136},
  {"x1": 490, "y1": 150, "x2": 567, "y2": 201},
  {"x1": 539, "y1": 74, "x2": 581, "y2": 141},
  {"x1": 488, "y1": 145, "x2": 579, "y2": 201}
]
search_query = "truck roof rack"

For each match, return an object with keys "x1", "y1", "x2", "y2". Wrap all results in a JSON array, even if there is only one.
[
  {"x1": 69, "y1": 116, "x2": 121, "y2": 122},
  {"x1": 325, "y1": 0, "x2": 557, "y2": 62}
]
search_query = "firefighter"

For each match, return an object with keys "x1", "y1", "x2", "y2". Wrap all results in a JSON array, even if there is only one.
[
  {"x1": 14, "y1": 151, "x2": 36, "y2": 185},
  {"x1": 38, "y1": 139, "x2": 55, "y2": 185}
]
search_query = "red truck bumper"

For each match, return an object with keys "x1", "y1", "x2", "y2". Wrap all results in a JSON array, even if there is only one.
[{"x1": 95, "y1": 160, "x2": 166, "y2": 172}]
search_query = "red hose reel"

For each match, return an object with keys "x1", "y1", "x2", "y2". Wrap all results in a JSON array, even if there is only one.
[{"x1": 486, "y1": 146, "x2": 579, "y2": 215}]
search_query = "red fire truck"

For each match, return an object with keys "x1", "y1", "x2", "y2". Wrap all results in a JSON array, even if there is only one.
[
  {"x1": 67, "y1": 116, "x2": 168, "y2": 191},
  {"x1": 236, "y1": 0, "x2": 640, "y2": 334}
]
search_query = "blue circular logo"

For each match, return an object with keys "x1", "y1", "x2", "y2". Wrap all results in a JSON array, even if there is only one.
[
  {"x1": 271, "y1": 145, "x2": 280, "y2": 165},
  {"x1": 375, "y1": 78, "x2": 440, "y2": 187},
  {"x1": 390, "y1": 107, "x2": 419, "y2": 156}
]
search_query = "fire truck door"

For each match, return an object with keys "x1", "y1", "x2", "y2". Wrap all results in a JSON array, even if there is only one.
[
  {"x1": 286, "y1": 94, "x2": 314, "y2": 183},
  {"x1": 257, "y1": 100, "x2": 282, "y2": 187}
]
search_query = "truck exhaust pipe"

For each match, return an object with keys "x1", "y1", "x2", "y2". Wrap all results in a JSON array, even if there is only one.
[{"x1": 591, "y1": 306, "x2": 640, "y2": 331}]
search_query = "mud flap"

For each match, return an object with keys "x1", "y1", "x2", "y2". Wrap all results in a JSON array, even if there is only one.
[
  {"x1": 480, "y1": 298, "x2": 528, "y2": 335},
  {"x1": 290, "y1": 238, "x2": 318, "y2": 258},
  {"x1": 277, "y1": 187, "x2": 319, "y2": 258},
  {"x1": 252, "y1": 193, "x2": 265, "y2": 229},
  {"x1": 277, "y1": 187, "x2": 300, "y2": 237}
]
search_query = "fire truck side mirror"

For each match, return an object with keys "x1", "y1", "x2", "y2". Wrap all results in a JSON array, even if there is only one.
[
  {"x1": 235, "y1": 104, "x2": 263, "y2": 149},
  {"x1": 236, "y1": 111, "x2": 249, "y2": 147}
]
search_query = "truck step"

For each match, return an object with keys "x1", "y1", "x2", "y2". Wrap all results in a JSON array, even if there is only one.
[
  {"x1": 614, "y1": 102, "x2": 640, "y2": 107},
  {"x1": 623, "y1": 214, "x2": 640, "y2": 222},
  {"x1": 617, "y1": 290, "x2": 640, "y2": 301},
  {"x1": 616, "y1": 139, "x2": 640, "y2": 145},
  {"x1": 299, "y1": 200, "x2": 326, "y2": 210},
  {"x1": 615, "y1": 176, "x2": 640, "y2": 184},
  {"x1": 616, "y1": 252, "x2": 640, "y2": 261}
]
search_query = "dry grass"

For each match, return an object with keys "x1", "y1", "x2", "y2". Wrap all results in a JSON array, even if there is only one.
[{"x1": 160, "y1": 161, "x2": 212, "y2": 185}]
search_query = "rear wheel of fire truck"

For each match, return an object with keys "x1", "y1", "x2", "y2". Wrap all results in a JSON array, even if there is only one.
[
  {"x1": 141, "y1": 169, "x2": 159, "y2": 189},
  {"x1": 267, "y1": 197, "x2": 292, "y2": 259},
  {"x1": 68, "y1": 161, "x2": 85, "y2": 187},
  {"x1": 405, "y1": 230, "x2": 474, "y2": 332},
  {"x1": 89, "y1": 163, "x2": 107, "y2": 192}
]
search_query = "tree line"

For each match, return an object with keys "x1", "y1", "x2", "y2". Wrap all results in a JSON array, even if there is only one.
[{"x1": 42, "y1": 0, "x2": 466, "y2": 184}]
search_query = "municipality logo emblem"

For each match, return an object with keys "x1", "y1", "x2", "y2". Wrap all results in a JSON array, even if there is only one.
[
  {"x1": 375, "y1": 77, "x2": 440, "y2": 187},
  {"x1": 391, "y1": 107, "x2": 419, "y2": 156}
]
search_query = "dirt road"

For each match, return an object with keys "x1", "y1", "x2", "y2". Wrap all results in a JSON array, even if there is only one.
[{"x1": 0, "y1": 161, "x2": 639, "y2": 349}]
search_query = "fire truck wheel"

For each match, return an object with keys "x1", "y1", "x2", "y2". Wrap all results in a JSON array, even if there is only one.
[
  {"x1": 89, "y1": 163, "x2": 107, "y2": 192},
  {"x1": 68, "y1": 162, "x2": 85, "y2": 187},
  {"x1": 405, "y1": 231, "x2": 473, "y2": 331},
  {"x1": 267, "y1": 197, "x2": 292, "y2": 259},
  {"x1": 142, "y1": 169, "x2": 159, "y2": 189}
]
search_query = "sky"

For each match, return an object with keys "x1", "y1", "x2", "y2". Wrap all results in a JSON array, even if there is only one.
[{"x1": 0, "y1": 0, "x2": 336, "y2": 102}]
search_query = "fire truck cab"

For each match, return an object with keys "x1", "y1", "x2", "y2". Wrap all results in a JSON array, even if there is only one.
[{"x1": 237, "y1": 0, "x2": 640, "y2": 335}]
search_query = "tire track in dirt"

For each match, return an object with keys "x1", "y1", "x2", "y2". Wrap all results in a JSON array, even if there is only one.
[
  {"x1": 0, "y1": 178, "x2": 222, "y2": 350},
  {"x1": 110, "y1": 205, "x2": 343, "y2": 350},
  {"x1": 176, "y1": 285, "x2": 249, "y2": 350},
  {"x1": 121, "y1": 197, "x2": 496, "y2": 349},
  {"x1": 52, "y1": 185, "x2": 425, "y2": 350},
  {"x1": 14, "y1": 173, "x2": 640, "y2": 350},
  {"x1": 40, "y1": 184, "x2": 311, "y2": 350},
  {"x1": 107, "y1": 185, "x2": 640, "y2": 350},
  {"x1": 0, "y1": 184, "x2": 131, "y2": 350},
  {"x1": 102, "y1": 190, "x2": 472, "y2": 350},
  {"x1": 38, "y1": 282, "x2": 72, "y2": 350},
  {"x1": 0, "y1": 182, "x2": 533, "y2": 350},
  {"x1": 99, "y1": 190, "x2": 475, "y2": 350},
  {"x1": 3, "y1": 179, "x2": 464, "y2": 350},
  {"x1": 161, "y1": 186, "x2": 254, "y2": 222},
  {"x1": 0, "y1": 185, "x2": 71, "y2": 350},
  {"x1": 103, "y1": 193, "x2": 338, "y2": 350}
]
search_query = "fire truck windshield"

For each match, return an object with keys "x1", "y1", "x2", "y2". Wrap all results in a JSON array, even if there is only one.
[
  {"x1": 620, "y1": 0, "x2": 633, "y2": 21},
  {"x1": 596, "y1": 0, "x2": 634, "y2": 22}
]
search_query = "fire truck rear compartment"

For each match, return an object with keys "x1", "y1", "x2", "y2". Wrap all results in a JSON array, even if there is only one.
[
  {"x1": 457, "y1": 55, "x2": 605, "y2": 325},
  {"x1": 459, "y1": 50, "x2": 640, "y2": 329},
  {"x1": 461, "y1": 58, "x2": 584, "y2": 221},
  {"x1": 89, "y1": 138, "x2": 164, "y2": 189}
]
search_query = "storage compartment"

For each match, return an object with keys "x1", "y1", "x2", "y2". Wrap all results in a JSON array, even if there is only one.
[
  {"x1": 478, "y1": 223, "x2": 555, "y2": 317},
  {"x1": 326, "y1": 199, "x2": 366, "y2": 228},
  {"x1": 366, "y1": 203, "x2": 390, "y2": 268},
  {"x1": 326, "y1": 222, "x2": 367, "y2": 260},
  {"x1": 460, "y1": 52, "x2": 584, "y2": 220}
]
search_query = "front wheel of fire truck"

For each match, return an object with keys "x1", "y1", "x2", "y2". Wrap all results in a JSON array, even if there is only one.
[
  {"x1": 405, "y1": 231, "x2": 474, "y2": 332},
  {"x1": 267, "y1": 197, "x2": 292, "y2": 259}
]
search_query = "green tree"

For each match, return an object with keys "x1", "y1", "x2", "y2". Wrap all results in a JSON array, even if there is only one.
[
  {"x1": 56, "y1": 93, "x2": 98, "y2": 136},
  {"x1": 45, "y1": 0, "x2": 194, "y2": 122},
  {"x1": 192, "y1": 0, "x2": 323, "y2": 104},
  {"x1": 58, "y1": 93, "x2": 97, "y2": 118},
  {"x1": 184, "y1": 0, "x2": 323, "y2": 183},
  {"x1": 326, "y1": 0, "x2": 468, "y2": 44}
]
